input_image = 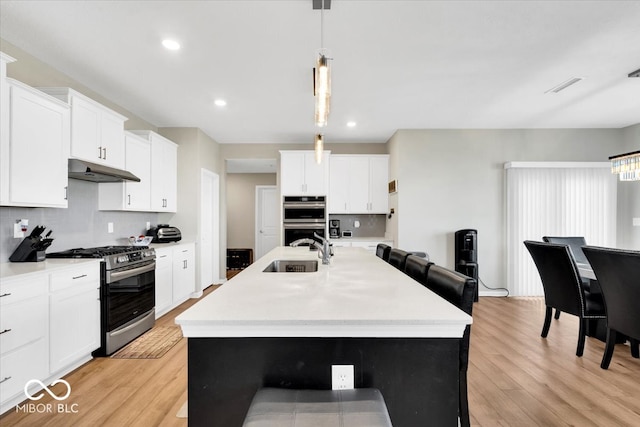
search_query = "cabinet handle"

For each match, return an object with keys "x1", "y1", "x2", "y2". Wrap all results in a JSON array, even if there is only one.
[
  {"x1": 183, "y1": 260, "x2": 187, "y2": 269},
  {"x1": 159, "y1": 255, "x2": 167, "y2": 258},
  {"x1": 0, "y1": 293, "x2": 11, "y2": 298},
  {"x1": 128, "y1": 194, "x2": 131, "y2": 206},
  {"x1": 98, "y1": 146, "x2": 103, "y2": 159},
  {"x1": 0, "y1": 377, "x2": 11, "y2": 384},
  {"x1": 72, "y1": 274, "x2": 87, "y2": 280},
  {"x1": 0, "y1": 328, "x2": 11, "y2": 335},
  {"x1": 64, "y1": 186, "x2": 68, "y2": 200},
  {"x1": 102, "y1": 147, "x2": 107, "y2": 160}
]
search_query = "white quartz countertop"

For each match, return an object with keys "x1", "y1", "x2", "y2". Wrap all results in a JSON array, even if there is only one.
[
  {"x1": 0, "y1": 258, "x2": 100, "y2": 280},
  {"x1": 176, "y1": 246, "x2": 472, "y2": 339}
]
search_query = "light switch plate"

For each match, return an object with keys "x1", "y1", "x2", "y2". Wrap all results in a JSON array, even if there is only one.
[{"x1": 633, "y1": 218, "x2": 640, "y2": 227}]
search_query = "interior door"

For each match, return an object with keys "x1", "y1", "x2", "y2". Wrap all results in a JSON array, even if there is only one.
[{"x1": 255, "y1": 186, "x2": 279, "y2": 259}]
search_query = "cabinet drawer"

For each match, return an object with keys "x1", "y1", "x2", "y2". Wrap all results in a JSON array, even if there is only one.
[
  {"x1": 50, "y1": 263, "x2": 100, "y2": 292},
  {"x1": 0, "y1": 275, "x2": 48, "y2": 306},
  {"x1": 0, "y1": 337, "x2": 49, "y2": 404},
  {"x1": 0, "y1": 294, "x2": 48, "y2": 356}
]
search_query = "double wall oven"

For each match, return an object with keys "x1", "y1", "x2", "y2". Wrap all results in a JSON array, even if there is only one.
[
  {"x1": 48, "y1": 246, "x2": 156, "y2": 356},
  {"x1": 283, "y1": 196, "x2": 327, "y2": 246}
]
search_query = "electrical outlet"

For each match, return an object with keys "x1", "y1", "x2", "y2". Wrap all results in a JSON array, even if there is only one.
[
  {"x1": 108, "y1": 222, "x2": 114, "y2": 233},
  {"x1": 332, "y1": 365, "x2": 354, "y2": 390}
]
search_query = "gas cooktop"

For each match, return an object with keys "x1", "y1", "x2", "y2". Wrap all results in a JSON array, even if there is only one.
[{"x1": 47, "y1": 245, "x2": 149, "y2": 258}]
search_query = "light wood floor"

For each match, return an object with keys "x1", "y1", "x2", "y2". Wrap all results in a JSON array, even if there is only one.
[{"x1": 2, "y1": 292, "x2": 639, "y2": 426}]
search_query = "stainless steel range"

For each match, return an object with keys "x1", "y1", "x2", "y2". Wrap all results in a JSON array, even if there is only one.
[{"x1": 47, "y1": 245, "x2": 156, "y2": 356}]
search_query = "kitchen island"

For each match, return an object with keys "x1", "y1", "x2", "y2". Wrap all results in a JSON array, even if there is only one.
[{"x1": 176, "y1": 246, "x2": 472, "y2": 426}]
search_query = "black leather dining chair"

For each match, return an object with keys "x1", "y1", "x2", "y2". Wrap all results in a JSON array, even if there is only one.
[
  {"x1": 387, "y1": 248, "x2": 410, "y2": 271},
  {"x1": 523, "y1": 240, "x2": 606, "y2": 357},
  {"x1": 582, "y1": 246, "x2": 640, "y2": 369},
  {"x1": 542, "y1": 236, "x2": 590, "y2": 319},
  {"x1": 376, "y1": 243, "x2": 391, "y2": 262},
  {"x1": 424, "y1": 265, "x2": 476, "y2": 427},
  {"x1": 404, "y1": 255, "x2": 433, "y2": 285}
]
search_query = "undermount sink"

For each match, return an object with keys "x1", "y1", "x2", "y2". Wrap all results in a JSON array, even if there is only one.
[{"x1": 263, "y1": 260, "x2": 318, "y2": 273}]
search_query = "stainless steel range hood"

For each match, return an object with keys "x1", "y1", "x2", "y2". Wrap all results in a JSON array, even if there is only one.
[{"x1": 68, "y1": 158, "x2": 140, "y2": 183}]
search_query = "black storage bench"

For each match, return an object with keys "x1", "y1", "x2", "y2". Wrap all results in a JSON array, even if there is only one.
[{"x1": 243, "y1": 388, "x2": 392, "y2": 427}]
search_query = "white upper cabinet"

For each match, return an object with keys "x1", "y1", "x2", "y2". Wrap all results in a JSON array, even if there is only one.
[
  {"x1": 280, "y1": 150, "x2": 330, "y2": 196},
  {"x1": 98, "y1": 131, "x2": 151, "y2": 211},
  {"x1": 131, "y1": 130, "x2": 178, "y2": 212},
  {"x1": 39, "y1": 87, "x2": 127, "y2": 169},
  {"x1": 328, "y1": 154, "x2": 389, "y2": 214},
  {"x1": 1, "y1": 79, "x2": 70, "y2": 208}
]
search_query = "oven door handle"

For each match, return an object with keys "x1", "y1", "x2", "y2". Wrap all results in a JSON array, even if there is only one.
[
  {"x1": 283, "y1": 202, "x2": 326, "y2": 209},
  {"x1": 284, "y1": 223, "x2": 326, "y2": 229},
  {"x1": 108, "y1": 261, "x2": 156, "y2": 283}
]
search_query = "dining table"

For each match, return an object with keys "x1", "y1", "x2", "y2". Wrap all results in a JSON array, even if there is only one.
[{"x1": 576, "y1": 262, "x2": 596, "y2": 280}]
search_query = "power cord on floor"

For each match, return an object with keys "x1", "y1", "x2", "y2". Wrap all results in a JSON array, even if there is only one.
[{"x1": 479, "y1": 276, "x2": 509, "y2": 297}]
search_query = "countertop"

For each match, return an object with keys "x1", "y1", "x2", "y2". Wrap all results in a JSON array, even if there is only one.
[
  {"x1": 175, "y1": 246, "x2": 472, "y2": 338},
  {"x1": 329, "y1": 236, "x2": 392, "y2": 242},
  {"x1": 0, "y1": 258, "x2": 101, "y2": 280}
]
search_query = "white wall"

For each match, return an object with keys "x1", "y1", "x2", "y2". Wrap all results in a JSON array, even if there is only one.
[{"x1": 389, "y1": 128, "x2": 633, "y2": 292}]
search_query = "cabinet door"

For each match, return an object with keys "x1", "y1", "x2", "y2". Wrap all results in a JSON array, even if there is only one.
[
  {"x1": 303, "y1": 152, "x2": 329, "y2": 195},
  {"x1": 100, "y1": 111, "x2": 125, "y2": 169},
  {"x1": 124, "y1": 134, "x2": 151, "y2": 210},
  {"x1": 150, "y1": 135, "x2": 178, "y2": 212},
  {"x1": 328, "y1": 156, "x2": 350, "y2": 213},
  {"x1": 7, "y1": 83, "x2": 69, "y2": 207},
  {"x1": 163, "y1": 141, "x2": 178, "y2": 212},
  {"x1": 154, "y1": 248, "x2": 173, "y2": 317},
  {"x1": 368, "y1": 156, "x2": 389, "y2": 213},
  {"x1": 280, "y1": 151, "x2": 306, "y2": 195},
  {"x1": 173, "y1": 245, "x2": 195, "y2": 303},
  {"x1": 49, "y1": 265, "x2": 100, "y2": 373},
  {"x1": 348, "y1": 157, "x2": 370, "y2": 213},
  {"x1": 70, "y1": 95, "x2": 101, "y2": 161},
  {"x1": 49, "y1": 283, "x2": 100, "y2": 373}
]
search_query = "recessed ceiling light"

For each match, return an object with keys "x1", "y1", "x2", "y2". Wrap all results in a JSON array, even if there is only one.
[
  {"x1": 214, "y1": 99, "x2": 227, "y2": 107},
  {"x1": 162, "y1": 39, "x2": 181, "y2": 50},
  {"x1": 346, "y1": 121, "x2": 357, "y2": 128}
]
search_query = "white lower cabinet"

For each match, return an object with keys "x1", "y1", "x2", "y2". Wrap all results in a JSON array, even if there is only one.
[
  {"x1": 0, "y1": 275, "x2": 49, "y2": 411},
  {"x1": 154, "y1": 248, "x2": 174, "y2": 317},
  {"x1": 154, "y1": 243, "x2": 196, "y2": 318},
  {"x1": 331, "y1": 239, "x2": 394, "y2": 255},
  {"x1": 0, "y1": 261, "x2": 101, "y2": 415},
  {"x1": 49, "y1": 264, "x2": 100, "y2": 373}
]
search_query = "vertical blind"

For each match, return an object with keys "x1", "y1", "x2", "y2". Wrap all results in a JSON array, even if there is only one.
[{"x1": 506, "y1": 163, "x2": 617, "y2": 296}]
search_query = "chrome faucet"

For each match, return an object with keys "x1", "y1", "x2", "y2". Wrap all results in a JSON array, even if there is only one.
[{"x1": 290, "y1": 233, "x2": 333, "y2": 264}]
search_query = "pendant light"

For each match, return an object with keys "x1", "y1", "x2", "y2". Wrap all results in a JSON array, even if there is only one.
[
  {"x1": 315, "y1": 134, "x2": 324, "y2": 164},
  {"x1": 313, "y1": 0, "x2": 331, "y2": 128}
]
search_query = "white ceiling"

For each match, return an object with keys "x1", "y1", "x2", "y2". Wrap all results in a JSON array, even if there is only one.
[{"x1": 1, "y1": 0, "x2": 639, "y2": 145}]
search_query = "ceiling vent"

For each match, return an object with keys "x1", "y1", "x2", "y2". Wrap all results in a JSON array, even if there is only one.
[
  {"x1": 629, "y1": 68, "x2": 640, "y2": 78},
  {"x1": 545, "y1": 77, "x2": 583, "y2": 94}
]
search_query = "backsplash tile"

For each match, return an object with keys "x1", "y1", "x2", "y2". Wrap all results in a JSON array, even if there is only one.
[
  {"x1": 1, "y1": 179, "x2": 159, "y2": 262},
  {"x1": 329, "y1": 214, "x2": 386, "y2": 238}
]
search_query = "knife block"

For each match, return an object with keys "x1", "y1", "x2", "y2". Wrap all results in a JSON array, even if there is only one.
[{"x1": 9, "y1": 236, "x2": 46, "y2": 262}]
